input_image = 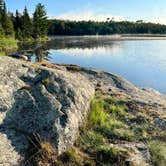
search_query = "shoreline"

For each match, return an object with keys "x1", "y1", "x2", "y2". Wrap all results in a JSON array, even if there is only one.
[
  {"x1": 37, "y1": 60, "x2": 166, "y2": 96},
  {"x1": 49, "y1": 34, "x2": 166, "y2": 40},
  {"x1": 0, "y1": 56, "x2": 166, "y2": 165}
]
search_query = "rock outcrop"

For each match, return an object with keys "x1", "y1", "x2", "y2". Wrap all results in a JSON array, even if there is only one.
[
  {"x1": 0, "y1": 57, "x2": 94, "y2": 165},
  {"x1": 0, "y1": 56, "x2": 166, "y2": 165}
]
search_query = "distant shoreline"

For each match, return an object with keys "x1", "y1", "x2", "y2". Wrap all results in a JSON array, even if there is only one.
[{"x1": 49, "y1": 34, "x2": 166, "y2": 40}]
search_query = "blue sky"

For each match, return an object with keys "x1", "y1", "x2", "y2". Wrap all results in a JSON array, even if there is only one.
[{"x1": 5, "y1": 0, "x2": 166, "y2": 24}]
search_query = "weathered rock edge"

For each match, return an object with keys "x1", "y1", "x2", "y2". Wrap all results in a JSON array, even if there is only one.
[{"x1": 0, "y1": 56, "x2": 166, "y2": 165}]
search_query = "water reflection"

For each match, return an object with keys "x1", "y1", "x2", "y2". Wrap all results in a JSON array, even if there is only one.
[
  {"x1": 18, "y1": 41, "x2": 50, "y2": 62},
  {"x1": 18, "y1": 37, "x2": 166, "y2": 93}
]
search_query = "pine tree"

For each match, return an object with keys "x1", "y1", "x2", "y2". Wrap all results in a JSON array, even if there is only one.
[
  {"x1": 0, "y1": 0, "x2": 3, "y2": 13},
  {"x1": 13, "y1": 10, "x2": 22, "y2": 39},
  {"x1": 0, "y1": 0, "x2": 4, "y2": 23},
  {"x1": 1, "y1": 2, "x2": 14, "y2": 37},
  {"x1": 21, "y1": 7, "x2": 32, "y2": 39},
  {"x1": 33, "y1": 3, "x2": 47, "y2": 39},
  {"x1": 0, "y1": 22, "x2": 4, "y2": 36},
  {"x1": 0, "y1": 0, "x2": 4, "y2": 36}
]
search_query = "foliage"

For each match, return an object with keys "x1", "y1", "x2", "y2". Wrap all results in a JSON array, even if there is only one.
[
  {"x1": 80, "y1": 130, "x2": 105, "y2": 153},
  {"x1": 67, "y1": 92, "x2": 166, "y2": 165},
  {"x1": 0, "y1": 1, "x2": 14, "y2": 37},
  {"x1": 0, "y1": 1, "x2": 49, "y2": 51},
  {"x1": 86, "y1": 94, "x2": 136, "y2": 142},
  {"x1": 33, "y1": 3, "x2": 48, "y2": 39},
  {"x1": 23, "y1": 91, "x2": 166, "y2": 165},
  {"x1": 0, "y1": 0, "x2": 16, "y2": 51},
  {"x1": 149, "y1": 141, "x2": 166, "y2": 166},
  {"x1": 95, "y1": 146, "x2": 129, "y2": 165},
  {"x1": 48, "y1": 19, "x2": 166, "y2": 36},
  {"x1": 59, "y1": 148, "x2": 81, "y2": 165},
  {"x1": 21, "y1": 7, "x2": 33, "y2": 39},
  {"x1": 0, "y1": 37, "x2": 17, "y2": 52}
]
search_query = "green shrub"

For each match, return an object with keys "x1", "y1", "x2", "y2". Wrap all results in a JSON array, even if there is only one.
[
  {"x1": 99, "y1": 126, "x2": 135, "y2": 141},
  {"x1": 88, "y1": 98, "x2": 110, "y2": 128},
  {"x1": 134, "y1": 126, "x2": 148, "y2": 140},
  {"x1": 95, "y1": 146, "x2": 128, "y2": 165},
  {"x1": 83, "y1": 160, "x2": 96, "y2": 166},
  {"x1": 0, "y1": 37, "x2": 18, "y2": 52},
  {"x1": 60, "y1": 148, "x2": 80, "y2": 165},
  {"x1": 109, "y1": 104, "x2": 126, "y2": 118},
  {"x1": 80, "y1": 131, "x2": 105, "y2": 153},
  {"x1": 149, "y1": 141, "x2": 166, "y2": 166}
]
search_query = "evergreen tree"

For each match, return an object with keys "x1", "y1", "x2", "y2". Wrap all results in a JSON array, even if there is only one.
[
  {"x1": 0, "y1": 0, "x2": 4, "y2": 23},
  {"x1": 0, "y1": 0, "x2": 3, "y2": 13},
  {"x1": 0, "y1": 0, "x2": 4, "y2": 36},
  {"x1": 1, "y1": 2, "x2": 14, "y2": 37},
  {"x1": 0, "y1": 22, "x2": 4, "y2": 36},
  {"x1": 21, "y1": 7, "x2": 32, "y2": 39},
  {"x1": 13, "y1": 10, "x2": 22, "y2": 39},
  {"x1": 33, "y1": 3, "x2": 47, "y2": 39}
]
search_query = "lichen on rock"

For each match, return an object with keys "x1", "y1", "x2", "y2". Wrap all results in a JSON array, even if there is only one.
[{"x1": 0, "y1": 56, "x2": 166, "y2": 166}]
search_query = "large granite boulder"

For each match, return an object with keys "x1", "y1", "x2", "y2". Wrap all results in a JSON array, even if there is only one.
[
  {"x1": 0, "y1": 56, "x2": 166, "y2": 165},
  {"x1": 0, "y1": 57, "x2": 94, "y2": 165}
]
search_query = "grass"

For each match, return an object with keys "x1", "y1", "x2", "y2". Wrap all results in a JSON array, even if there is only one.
[
  {"x1": 0, "y1": 37, "x2": 18, "y2": 53},
  {"x1": 95, "y1": 146, "x2": 129, "y2": 165},
  {"x1": 149, "y1": 141, "x2": 166, "y2": 166},
  {"x1": 88, "y1": 98, "x2": 110, "y2": 128},
  {"x1": 86, "y1": 94, "x2": 135, "y2": 142},
  {"x1": 25, "y1": 134, "x2": 58, "y2": 166},
  {"x1": 74, "y1": 91, "x2": 166, "y2": 165},
  {"x1": 59, "y1": 148, "x2": 82, "y2": 165},
  {"x1": 69, "y1": 92, "x2": 137, "y2": 165},
  {"x1": 80, "y1": 130, "x2": 105, "y2": 153},
  {"x1": 24, "y1": 91, "x2": 166, "y2": 165}
]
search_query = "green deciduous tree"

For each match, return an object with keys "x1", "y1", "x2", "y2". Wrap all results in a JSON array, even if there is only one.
[{"x1": 33, "y1": 3, "x2": 47, "y2": 39}]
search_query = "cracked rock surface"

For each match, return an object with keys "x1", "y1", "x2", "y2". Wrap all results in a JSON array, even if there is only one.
[{"x1": 0, "y1": 57, "x2": 166, "y2": 165}]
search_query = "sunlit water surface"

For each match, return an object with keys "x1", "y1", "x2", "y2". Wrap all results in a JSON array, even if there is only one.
[{"x1": 25, "y1": 37, "x2": 166, "y2": 94}]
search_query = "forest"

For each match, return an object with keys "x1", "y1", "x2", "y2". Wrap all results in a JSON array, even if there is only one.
[
  {"x1": 0, "y1": 0, "x2": 47, "y2": 52},
  {"x1": 48, "y1": 19, "x2": 166, "y2": 35},
  {"x1": 1, "y1": 0, "x2": 166, "y2": 48}
]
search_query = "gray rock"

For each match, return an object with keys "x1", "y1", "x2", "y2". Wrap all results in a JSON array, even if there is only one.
[
  {"x1": 0, "y1": 56, "x2": 166, "y2": 165},
  {"x1": 154, "y1": 118, "x2": 166, "y2": 130},
  {"x1": 0, "y1": 57, "x2": 94, "y2": 165}
]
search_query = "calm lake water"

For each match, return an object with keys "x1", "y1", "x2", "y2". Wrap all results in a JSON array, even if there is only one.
[{"x1": 20, "y1": 36, "x2": 166, "y2": 94}]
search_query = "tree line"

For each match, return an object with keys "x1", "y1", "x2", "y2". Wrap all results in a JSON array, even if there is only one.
[
  {"x1": 0, "y1": 0, "x2": 48, "y2": 40},
  {"x1": 1, "y1": 0, "x2": 166, "y2": 40},
  {"x1": 48, "y1": 20, "x2": 166, "y2": 36}
]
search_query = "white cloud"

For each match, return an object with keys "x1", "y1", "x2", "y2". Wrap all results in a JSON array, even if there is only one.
[
  {"x1": 56, "y1": 10, "x2": 126, "y2": 22},
  {"x1": 149, "y1": 17, "x2": 166, "y2": 25}
]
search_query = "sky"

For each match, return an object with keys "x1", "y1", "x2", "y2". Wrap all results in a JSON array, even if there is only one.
[{"x1": 5, "y1": 0, "x2": 166, "y2": 24}]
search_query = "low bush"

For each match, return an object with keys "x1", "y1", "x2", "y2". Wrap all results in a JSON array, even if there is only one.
[
  {"x1": 0, "y1": 37, "x2": 18, "y2": 52},
  {"x1": 59, "y1": 148, "x2": 80, "y2": 165},
  {"x1": 80, "y1": 131, "x2": 105, "y2": 153},
  {"x1": 95, "y1": 146, "x2": 128, "y2": 165},
  {"x1": 149, "y1": 141, "x2": 166, "y2": 166}
]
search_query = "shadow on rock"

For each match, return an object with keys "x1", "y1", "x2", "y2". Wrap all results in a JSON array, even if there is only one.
[{"x1": 0, "y1": 70, "x2": 69, "y2": 165}]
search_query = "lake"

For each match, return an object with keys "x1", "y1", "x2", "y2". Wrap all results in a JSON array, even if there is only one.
[{"x1": 20, "y1": 36, "x2": 166, "y2": 94}]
